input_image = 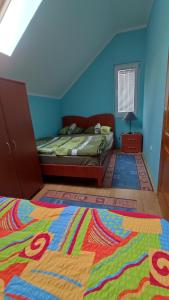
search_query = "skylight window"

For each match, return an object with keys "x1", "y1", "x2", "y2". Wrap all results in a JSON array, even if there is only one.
[{"x1": 0, "y1": 0, "x2": 43, "y2": 56}]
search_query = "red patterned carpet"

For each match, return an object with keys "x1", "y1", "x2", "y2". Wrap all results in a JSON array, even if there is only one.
[{"x1": 33, "y1": 190, "x2": 137, "y2": 212}]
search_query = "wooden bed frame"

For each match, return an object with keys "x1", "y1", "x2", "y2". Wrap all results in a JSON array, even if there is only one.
[{"x1": 41, "y1": 114, "x2": 115, "y2": 187}]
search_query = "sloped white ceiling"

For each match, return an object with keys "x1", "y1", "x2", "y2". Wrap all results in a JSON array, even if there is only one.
[{"x1": 0, "y1": 0, "x2": 153, "y2": 98}]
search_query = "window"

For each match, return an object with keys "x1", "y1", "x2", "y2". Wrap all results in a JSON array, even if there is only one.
[
  {"x1": 115, "y1": 64, "x2": 138, "y2": 115},
  {"x1": 0, "y1": 0, "x2": 11, "y2": 22},
  {"x1": 0, "y1": 0, "x2": 43, "y2": 56}
]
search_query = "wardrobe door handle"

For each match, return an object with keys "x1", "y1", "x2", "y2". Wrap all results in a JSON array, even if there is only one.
[
  {"x1": 6, "y1": 142, "x2": 11, "y2": 153},
  {"x1": 12, "y1": 140, "x2": 17, "y2": 151}
]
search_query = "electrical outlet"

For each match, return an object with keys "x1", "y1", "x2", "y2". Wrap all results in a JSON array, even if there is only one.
[{"x1": 150, "y1": 145, "x2": 153, "y2": 151}]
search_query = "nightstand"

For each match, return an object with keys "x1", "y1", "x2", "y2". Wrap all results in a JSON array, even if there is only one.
[{"x1": 121, "y1": 133, "x2": 143, "y2": 153}]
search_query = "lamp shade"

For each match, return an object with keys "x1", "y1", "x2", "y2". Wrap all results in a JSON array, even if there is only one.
[{"x1": 123, "y1": 112, "x2": 137, "y2": 122}]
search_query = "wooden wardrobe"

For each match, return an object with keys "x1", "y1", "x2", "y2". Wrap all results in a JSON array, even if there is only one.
[{"x1": 0, "y1": 77, "x2": 43, "y2": 199}]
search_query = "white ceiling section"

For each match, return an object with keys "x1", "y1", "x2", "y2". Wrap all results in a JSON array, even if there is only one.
[{"x1": 0, "y1": 0, "x2": 154, "y2": 99}]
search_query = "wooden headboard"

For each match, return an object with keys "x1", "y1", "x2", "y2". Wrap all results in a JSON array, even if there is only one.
[{"x1": 63, "y1": 114, "x2": 115, "y2": 131}]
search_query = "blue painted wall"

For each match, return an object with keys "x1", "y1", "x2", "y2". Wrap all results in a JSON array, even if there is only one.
[
  {"x1": 143, "y1": 0, "x2": 169, "y2": 190},
  {"x1": 62, "y1": 29, "x2": 146, "y2": 146},
  {"x1": 28, "y1": 95, "x2": 62, "y2": 139}
]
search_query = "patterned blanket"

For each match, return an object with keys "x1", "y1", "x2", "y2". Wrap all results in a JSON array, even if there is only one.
[
  {"x1": 0, "y1": 196, "x2": 169, "y2": 299},
  {"x1": 36, "y1": 135, "x2": 108, "y2": 156}
]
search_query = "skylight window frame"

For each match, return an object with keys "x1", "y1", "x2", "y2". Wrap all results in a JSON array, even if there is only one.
[
  {"x1": 0, "y1": 0, "x2": 43, "y2": 56},
  {"x1": 0, "y1": 0, "x2": 11, "y2": 23}
]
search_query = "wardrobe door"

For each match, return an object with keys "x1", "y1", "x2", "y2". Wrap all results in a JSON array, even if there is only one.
[
  {"x1": 0, "y1": 100, "x2": 22, "y2": 198},
  {"x1": 0, "y1": 78, "x2": 43, "y2": 199}
]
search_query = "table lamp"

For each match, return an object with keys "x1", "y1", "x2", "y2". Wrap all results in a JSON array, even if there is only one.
[{"x1": 123, "y1": 112, "x2": 137, "y2": 134}]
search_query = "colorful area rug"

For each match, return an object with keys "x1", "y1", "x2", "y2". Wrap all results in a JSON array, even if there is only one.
[
  {"x1": 103, "y1": 153, "x2": 153, "y2": 191},
  {"x1": 35, "y1": 190, "x2": 137, "y2": 212}
]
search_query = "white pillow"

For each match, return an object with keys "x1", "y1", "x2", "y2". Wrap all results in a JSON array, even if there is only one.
[{"x1": 68, "y1": 123, "x2": 77, "y2": 134}]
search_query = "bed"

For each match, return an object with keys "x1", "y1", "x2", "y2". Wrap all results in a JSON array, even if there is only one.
[
  {"x1": 1, "y1": 196, "x2": 169, "y2": 299},
  {"x1": 38, "y1": 114, "x2": 115, "y2": 187}
]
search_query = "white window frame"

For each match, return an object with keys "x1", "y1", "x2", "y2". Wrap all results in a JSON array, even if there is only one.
[{"x1": 115, "y1": 63, "x2": 138, "y2": 117}]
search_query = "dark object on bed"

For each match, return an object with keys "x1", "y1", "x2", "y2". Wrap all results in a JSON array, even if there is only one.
[
  {"x1": 40, "y1": 114, "x2": 115, "y2": 187},
  {"x1": 59, "y1": 124, "x2": 84, "y2": 135}
]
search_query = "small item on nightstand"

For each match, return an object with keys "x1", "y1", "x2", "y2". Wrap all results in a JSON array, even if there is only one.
[{"x1": 121, "y1": 133, "x2": 143, "y2": 153}]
